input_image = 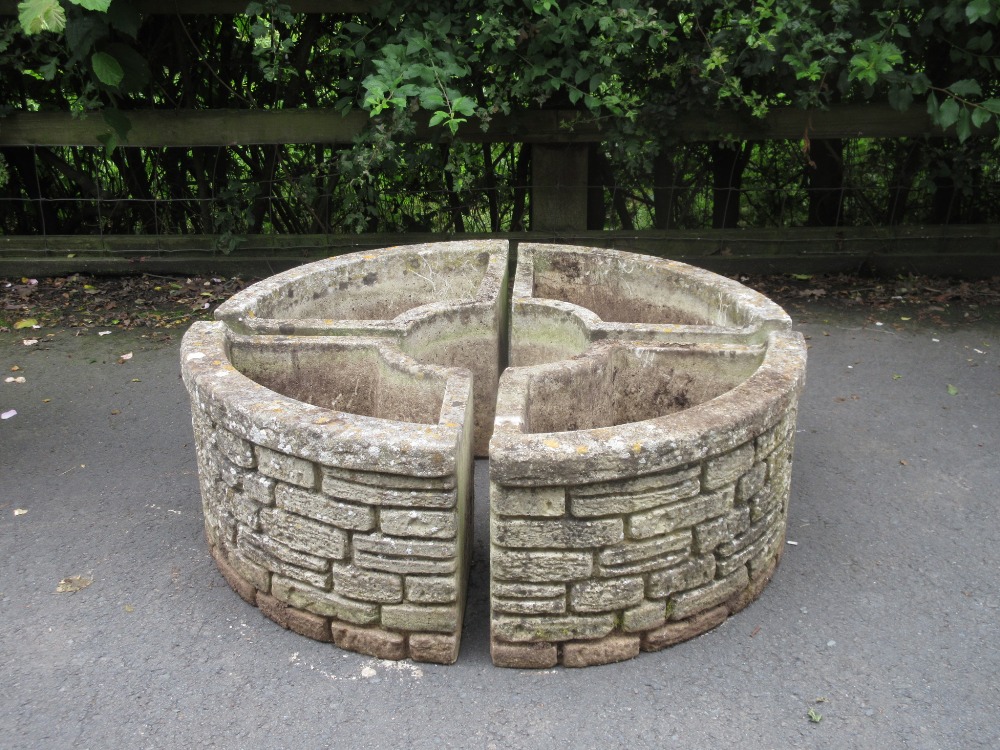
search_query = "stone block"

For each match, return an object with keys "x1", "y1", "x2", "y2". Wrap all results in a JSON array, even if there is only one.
[
  {"x1": 409, "y1": 633, "x2": 461, "y2": 665},
  {"x1": 622, "y1": 600, "x2": 667, "y2": 633},
  {"x1": 322, "y1": 475, "x2": 456, "y2": 509},
  {"x1": 225, "y1": 546, "x2": 272, "y2": 593},
  {"x1": 703, "y1": 443, "x2": 755, "y2": 490},
  {"x1": 331, "y1": 564, "x2": 403, "y2": 604},
  {"x1": 256, "y1": 592, "x2": 331, "y2": 642},
  {"x1": 276, "y1": 483, "x2": 375, "y2": 531},
  {"x1": 736, "y1": 461, "x2": 767, "y2": 502},
  {"x1": 627, "y1": 487, "x2": 733, "y2": 540},
  {"x1": 598, "y1": 531, "x2": 691, "y2": 567},
  {"x1": 716, "y1": 518, "x2": 783, "y2": 578},
  {"x1": 669, "y1": 566, "x2": 750, "y2": 621},
  {"x1": 647, "y1": 555, "x2": 716, "y2": 599},
  {"x1": 217, "y1": 429, "x2": 256, "y2": 468},
  {"x1": 491, "y1": 640, "x2": 558, "y2": 669},
  {"x1": 406, "y1": 576, "x2": 459, "y2": 604},
  {"x1": 236, "y1": 530, "x2": 331, "y2": 589},
  {"x1": 353, "y1": 532, "x2": 456, "y2": 559},
  {"x1": 270, "y1": 574, "x2": 379, "y2": 625},
  {"x1": 569, "y1": 576, "x2": 645, "y2": 613},
  {"x1": 491, "y1": 549, "x2": 592, "y2": 583},
  {"x1": 381, "y1": 604, "x2": 460, "y2": 634},
  {"x1": 756, "y1": 413, "x2": 793, "y2": 458},
  {"x1": 242, "y1": 472, "x2": 276, "y2": 505},
  {"x1": 727, "y1": 552, "x2": 778, "y2": 616},
  {"x1": 491, "y1": 582, "x2": 567, "y2": 600},
  {"x1": 726, "y1": 505, "x2": 751, "y2": 537},
  {"x1": 259, "y1": 507, "x2": 348, "y2": 560},
  {"x1": 641, "y1": 605, "x2": 729, "y2": 651},
  {"x1": 493, "y1": 597, "x2": 566, "y2": 615},
  {"x1": 492, "y1": 485, "x2": 566, "y2": 517},
  {"x1": 693, "y1": 516, "x2": 729, "y2": 554},
  {"x1": 492, "y1": 613, "x2": 616, "y2": 642},
  {"x1": 354, "y1": 550, "x2": 457, "y2": 576},
  {"x1": 255, "y1": 446, "x2": 316, "y2": 489},
  {"x1": 491, "y1": 517, "x2": 624, "y2": 549},
  {"x1": 331, "y1": 623, "x2": 407, "y2": 661},
  {"x1": 570, "y1": 478, "x2": 701, "y2": 517},
  {"x1": 562, "y1": 634, "x2": 640, "y2": 667},
  {"x1": 238, "y1": 527, "x2": 330, "y2": 573},
  {"x1": 380, "y1": 509, "x2": 457, "y2": 539}
]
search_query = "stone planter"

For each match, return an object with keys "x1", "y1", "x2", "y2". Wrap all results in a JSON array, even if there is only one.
[{"x1": 182, "y1": 240, "x2": 806, "y2": 667}]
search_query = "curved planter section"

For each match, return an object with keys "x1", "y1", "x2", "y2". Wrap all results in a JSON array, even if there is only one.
[
  {"x1": 488, "y1": 244, "x2": 807, "y2": 668},
  {"x1": 181, "y1": 322, "x2": 473, "y2": 664}
]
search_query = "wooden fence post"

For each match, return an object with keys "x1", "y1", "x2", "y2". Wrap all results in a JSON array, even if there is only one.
[{"x1": 531, "y1": 144, "x2": 589, "y2": 231}]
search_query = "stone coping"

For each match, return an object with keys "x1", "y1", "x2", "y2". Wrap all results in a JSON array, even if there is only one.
[{"x1": 182, "y1": 241, "x2": 807, "y2": 667}]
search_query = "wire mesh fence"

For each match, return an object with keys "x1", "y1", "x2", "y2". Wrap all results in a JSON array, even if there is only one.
[{"x1": 1, "y1": 136, "x2": 998, "y2": 250}]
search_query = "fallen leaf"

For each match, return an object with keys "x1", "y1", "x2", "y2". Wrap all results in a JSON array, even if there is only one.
[
  {"x1": 10, "y1": 365, "x2": 20, "y2": 372},
  {"x1": 4, "y1": 377, "x2": 26, "y2": 383},
  {"x1": 22, "y1": 339, "x2": 38, "y2": 346},
  {"x1": 14, "y1": 508, "x2": 28, "y2": 516},
  {"x1": 98, "y1": 331, "x2": 111, "y2": 336},
  {"x1": 900, "y1": 459, "x2": 909, "y2": 466},
  {"x1": 807, "y1": 707, "x2": 823, "y2": 724},
  {"x1": 1, "y1": 409, "x2": 16, "y2": 420},
  {"x1": 14, "y1": 318, "x2": 38, "y2": 329},
  {"x1": 947, "y1": 384, "x2": 959, "y2": 396},
  {"x1": 123, "y1": 604, "x2": 135, "y2": 613},
  {"x1": 118, "y1": 352, "x2": 133, "y2": 363},
  {"x1": 892, "y1": 374, "x2": 902, "y2": 380},
  {"x1": 56, "y1": 575, "x2": 93, "y2": 593}
]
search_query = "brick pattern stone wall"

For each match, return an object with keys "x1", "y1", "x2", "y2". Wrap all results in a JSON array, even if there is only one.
[
  {"x1": 191, "y1": 400, "x2": 470, "y2": 665},
  {"x1": 490, "y1": 412, "x2": 796, "y2": 668}
]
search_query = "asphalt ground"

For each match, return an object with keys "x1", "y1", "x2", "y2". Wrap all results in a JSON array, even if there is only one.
[{"x1": 1, "y1": 304, "x2": 998, "y2": 750}]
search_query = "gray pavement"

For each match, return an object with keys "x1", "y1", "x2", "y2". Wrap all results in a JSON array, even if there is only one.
[{"x1": 1, "y1": 305, "x2": 998, "y2": 750}]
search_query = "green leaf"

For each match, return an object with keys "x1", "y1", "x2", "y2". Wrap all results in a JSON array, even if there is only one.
[
  {"x1": 91, "y1": 51, "x2": 124, "y2": 87},
  {"x1": 966, "y1": 0, "x2": 993, "y2": 24},
  {"x1": 894, "y1": 23, "x2": 910, "y2": 38},
  {"x1": 971, "y1": 107, "x2": 991, "y2": 128},
  {"x1": 65, "y1": 17, "x2": 109, "y2": 61},
  {"x1": 104, "y1": 43, "x2": 150, "y2": 92},
  {"x1": 956, "y1": 107, "x2": 972, "y2": 142},
  {"x1": 981, "y1": 98, "x2": 1000, "y2": 115},
  {"x1": 14, "y1": 318, "x2": 39, "y2": 329},
  {"x1": 888, "y1": 86, "x2": 913, "y2": 112},
  {"x1": 102, "y1": 108, "x2": 131, "y2": 141},
  {"x1": 947, "y1": 384, "x2": 959, "y2": 396},
  {"x1": 17, "y1": 0, "x2": 67, "y2": 35},
  {"x1": 68, "y1": 0, "x2": 112, "y2": 10},
  {"x1": 107, "y1": 0, "x2": 142, "y2": 38},
  {"x1": 948, "y1": 79, "x2": 982, "y2": 97},
  {"x1": 937, "y1": 97, "x2": 960, "y2": 129}
]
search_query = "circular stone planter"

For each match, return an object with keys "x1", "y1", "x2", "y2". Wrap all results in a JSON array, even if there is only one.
[{"x1": 181, "y1": 241, "x2": 806, "y2": 667}]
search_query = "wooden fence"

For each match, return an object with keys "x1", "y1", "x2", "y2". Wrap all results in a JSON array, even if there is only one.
[{"x1": 1, "y1": 1, "x2": 998, "y2": 277}]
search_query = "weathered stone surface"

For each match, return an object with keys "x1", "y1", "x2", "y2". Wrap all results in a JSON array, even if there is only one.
[
  {"x1": 693, "y1": 516, "x2": 729, "y2": 554},
  {"x1": 322, "y1": 475, "x2": 456, "y2": 509},
  {"x1": 703, "y1": 443, "x2": 755, "y2": 490},
  {"x1": 276, "y1": 483, "x2": 375, "y2": 531},
  {"x1": 598, "y1": 531, "x2": 690, "y2": 566},
  {"x1": 380, "y1": 509, "x2": 457, "y2": 539},
  {"x1": 562, "y1": 634, "x2": 640, "y2": 667},
  {"x1": 627, "y1": 487, "x2": 734, "y2": 540},
  {"x1": 492, "y1": 485, "x2": 566, "y2": 517},
  {"x1": 409, "y1": 633, "x2": 461, "y2": 664},
  {"x1": 255, "y1": 446, "x2": 316, "y2": 488},
  {"x1": 381, "y1": 604, "x2": 460, "y2": 633},
  {"x1": 270, "y1": 574, "x2": 379, "y2": 625},
  {"x1": 492, "y1": 613, "x2": 616, "y2": 642},
  {"x1": 354, "y1": 550, "x2": 457, "y2": 576},
  {"x1": 570, "y1": 478, "x2": 701, "y2": 517},
  {"x1": 256, "y1": 592, "x2": 331, "y2": 642},
  {"x1": 493, "y1": 597, "x2": 566, "y2": 615},
  {"x1": 330, "y1": 564, "x2": 403, "y2": 604},
  {"x1": 353, "y1": 532, "x2": 456, "y2": 559},
  {"x1": 406, "y1": 576, "x2": 459, "y2": 604},
  {"x1": 331, "y1": 623, "x2": 407, "y2": 660},
  {"x1": 622, "y1": 599, "x2": 667, "y2": 632},
  {"x1": 491, "y1": 582, "x2": 566, "y2": 600},
  {"x1": 569, "y1": 576, "x2": 645, "y2": 613},
  {"x1": 491, "y1": 640, "x2": 558, "y2": 669},
  {"x1": 259, "y1": 507, "x2": 348, "y2": 560},
  {"x1": 669, "y1": 566, "x2": 750, "y2": 621},
  {"x1": 492, "y1": 517, "x2": 623, "y2": 549},
  {"x1": 641, "y1": 605, "x2": 729, "y2": 651},
  {"x1": 210, "y1": 545, "x2": 258, "y2": 606},
  {"x1": 647, "y1": 555, "x2": 716, "y2": 599},
  {"x1": 217, "y1": 429, "x2": 256, "y2": 468},
  {"x1": 736, "y1": 460, "x2": 767, "y2": 502},
  {"x1": 491, "y1": 549, "x2": 592, "y2": 583},
  {"x1": 185, "y1": 242, "x2": 806, "y2": 668}
]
